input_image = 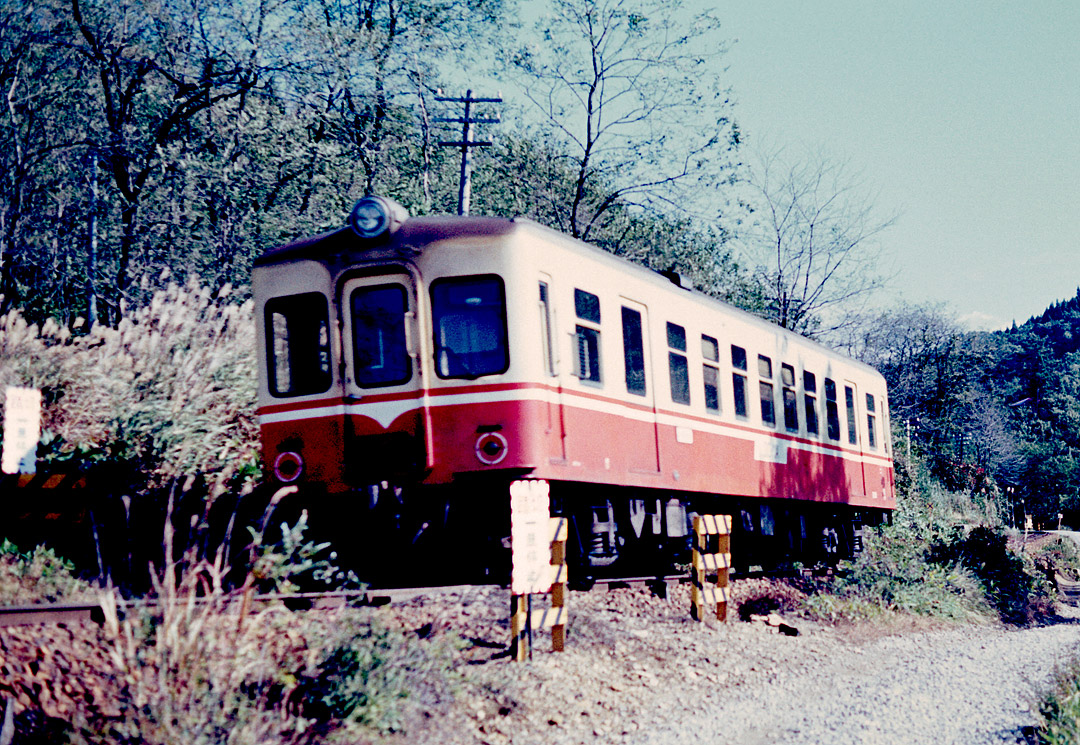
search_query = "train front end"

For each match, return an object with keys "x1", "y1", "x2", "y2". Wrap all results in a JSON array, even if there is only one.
[{"x1": 253, "y1": 198, "x2": 547, "y2": 577}]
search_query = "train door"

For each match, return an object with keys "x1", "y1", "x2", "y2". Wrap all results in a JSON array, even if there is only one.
[
  {"x1": 539, "y1": 274, "x2": 567, "y2": 462},
  {"x1": 620, "y1": 298, "x2": 661, "y2": 473},
  {"x1": 339, "y1": 270, "x2": 430, "y2": 480},
  {"x1": 843, "y1": 380, "x2": 868, "y2": 499}
]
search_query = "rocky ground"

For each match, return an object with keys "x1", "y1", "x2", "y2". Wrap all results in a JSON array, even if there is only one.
[{"x1": 375, "y1": 580, "x2": 1080, "y2": 745}]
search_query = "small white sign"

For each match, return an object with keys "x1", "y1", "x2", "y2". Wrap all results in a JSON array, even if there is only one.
[
  {"x1": 510, "y1": 479, "x2": 551, "y2": 595},
  {"x1": 2, "y1": 386, "x2": 41, "y2": 474}
]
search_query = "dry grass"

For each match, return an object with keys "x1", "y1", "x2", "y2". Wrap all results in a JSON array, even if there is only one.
[{"x1": 0, "y1": 277, "x2": 260, "y2": 498}]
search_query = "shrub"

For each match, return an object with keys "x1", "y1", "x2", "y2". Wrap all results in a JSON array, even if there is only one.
[
  {"x1": 1036, "y1": 653, "x2": 1080, "y2": 745},
  {"x1": 928, "y1": 525, "x2": 1051, "y2": 625},
  {"x1": 1032, "y1": 536, "x2": 1080, "y2": 583},
  {"x1": 0, "y1": 539, "x2": 94, "y2": 604},
  {"x1": 806, "y1": 523, "x2": 993, "y2": 623},
  {"x1": 43, "y1": 503, "x2": 457, "y2": 745}
]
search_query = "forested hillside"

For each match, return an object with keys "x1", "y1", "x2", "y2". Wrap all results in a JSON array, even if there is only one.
[{"x1": 852, "y1": 291, "x2": 1080, "y2": 527}]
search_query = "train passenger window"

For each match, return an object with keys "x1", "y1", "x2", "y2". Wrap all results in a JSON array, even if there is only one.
[
  {"x1": 702, "y1": 335, "x2": 720, "y2": 413},
  {"x1": 758, "y1": 354, "x2": 775, "y2": 427},
  {"x1": 731, "y1": 345, "x2": 748, "y2": 418},
  {"x1": 265, "y1": 292, "x2": 332, "y2": 397},
  {"x1": 758, "y1": 355, "x2": 772, "y2": 379},
  {"x1": 575, "y1": 289, "x2": 601, "y2": 324},
  {"x1": 351, "y1": 284, "x2": 411, "y2": 387},
  {"x1": 845, "y1": 385, "x2": 858, "y2": 446},
  {"x1": 539, "y1": 282, "x2": 556, "y2": 377},
  {"x1": 732, "y1": 345, "x2": 747, "y2": 371},
  {"x1": 882, "y1": 400, "x2": 891, "y2": 454},
  {"x1": 781, "y1": 363, "x2": 799, "y2": 432},
  {"x1": 803, "y1": 371, "x2": 819, "y2": 435},
  {"x1": 573, "y1": 289, "x2": 602, "y2": 384},
  {"x1": 621, "y1": 306, "x2": 646, "y2": 395},
  {"x1": 825, "y1": 378, "x2": 840, "y2": 441},
  {"x1": 431, "y1": 275, "x2": 509, "y2": 379},
  {"x1": 667, "y1": 322, "x2": 690, "y2": 405},
  {"x1": 866, "y1": 393, "x2": 877, "y2": 450}
]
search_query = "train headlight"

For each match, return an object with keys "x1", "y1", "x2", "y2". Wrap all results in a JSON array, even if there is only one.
[
  {"x1": 347, "y1": 196, "x2": 408, "y2": 239},
  {"x1": 475, "y1": 432, "x2": 509, "y2": 465},
  {"x1": 273, "y1": 451, "x2": 304, "y2": 483}
]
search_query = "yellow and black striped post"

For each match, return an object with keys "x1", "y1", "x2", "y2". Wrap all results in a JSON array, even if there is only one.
[
  {"x1": 691, "y1": 514, "x2": 732, "y2": 622},
  {"x1": 511, "y1": 516, "x2": 569, "y2": 661}
]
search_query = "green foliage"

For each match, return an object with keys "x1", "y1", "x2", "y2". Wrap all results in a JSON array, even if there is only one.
[
  {"x1": 928, "y1": 525, "x2": 1046, "y2": 625},
  {"x1": 807, "y1": 523, "x2": 993, "y2": 624},
  {"x1": 248, "y1": 510, "x2": 360, "y2": 594},
  {"x1": 1031, "y1": 536, "x2": 1080, "y2": 582},
  {"x1": 303, "y1": 620, "x2": 462, "y2": 736},
  {"x1": 1036, "y1": 654, "x2": 1080, "y2": 745},
  {"x1": 0, "y1": 539, "x2": 93, "y2": 604}
]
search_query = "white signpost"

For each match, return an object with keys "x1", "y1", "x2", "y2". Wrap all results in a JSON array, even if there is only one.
[
  {"x1": 2, "y1": 386, "x2": 42, "y2": 475},
  {"x1": 510, "y1": 479, "x2": 551, "y2": 595}
]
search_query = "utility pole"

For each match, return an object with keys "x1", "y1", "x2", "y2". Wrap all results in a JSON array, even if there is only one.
[
  {"x1": 435, "y1": 89, "x2": 501, "y2": 215},
  {"x1": 87, "y1": 150, "x2": 99, "y2": 328}
]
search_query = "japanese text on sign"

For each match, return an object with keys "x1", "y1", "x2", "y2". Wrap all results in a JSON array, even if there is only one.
[
  {"x1": 510, "y1": 479, "x2": 550, "y2": 595},
  {"x1": 2, "y1": 387, "x2": 41, "y2": 475}
]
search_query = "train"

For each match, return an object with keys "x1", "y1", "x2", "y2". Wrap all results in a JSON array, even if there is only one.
[{"x1": 253, "y1": 196, "x2": 895, "y2": 584}]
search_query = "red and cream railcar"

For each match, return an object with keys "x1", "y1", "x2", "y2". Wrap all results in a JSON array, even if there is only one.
[{"x1": 254, "y1": 197, "x2": 894, "y2": 579}]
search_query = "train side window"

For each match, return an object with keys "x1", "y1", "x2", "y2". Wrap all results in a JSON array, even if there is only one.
[
  {"x1": 575, "y1": 289, "x2": 601, "y2": 323},
  {"x1": 781, "y1": 363, "x2": 799, "y2": 432},
  {"x1": 866, "y1": 393, "x2": 877, "y2": 450},
  {"x1": 266, "y1": 292, "x2": 332, "y2": 397},
  {"x1": 825, "y1": 378, "x2": 840, "y2": 441},
  {"x1": 882, "y1": 400, "x2": 891, "y2": 454},
  {"x1": 573, "y1": 289, "x2": 602, "y2": 384},
  {"x1": 539, "y1": 282, "x2": 556, "y2": 376},
  {"x1": 758, "y1": 354, "x2": 775, "y2": 427},
  {"x1": 431, "y1": 275, "x2": 509, "y2": 379},
  {"x1": 667, "y1": 322, "x2": 690, "y2": 405},
  {"x1": 845, "y1": 384, "x2": 859, "y2": 446},
  {"x1": 803, "y1": 371, "x2": 820, "y2": 435},
  {"x1": 702, "y1": 335, "x2": 720, "y2": 413},
  {"x1": 621, "y1": 306, "x2": 646, "y2": 396},
  {"x1": 731, "y1": 345, "x2": 748, "y2": 418},
  {"x1": 351, "y1": 284, "x2": 412, "y2": 387}
]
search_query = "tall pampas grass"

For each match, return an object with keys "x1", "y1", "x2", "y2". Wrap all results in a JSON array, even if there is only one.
[{"x1": 0, "y1": 277, "x2": 260, "y2": 498}]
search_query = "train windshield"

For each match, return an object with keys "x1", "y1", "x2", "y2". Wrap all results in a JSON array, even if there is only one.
[
  {"x1": 431, "y1": 275, "x2": 509, "y2": 379},
  {"x1": 265, "y1": 292, "x2": 332, "y2": 397},
  {"x1": 351, "y1": 284, "x2": 412, "y2": 387}
]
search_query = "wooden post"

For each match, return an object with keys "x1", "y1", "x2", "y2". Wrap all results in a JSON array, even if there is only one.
[
  {"x1": 511, "y1": 516, "x2": 569, "y2": 660},
  {"x1": 549, "y1": 516, "x2": 568, "y2": 651},
  {"x1": 511, "y1": 593, "x2": 528, "y2": 662},
  {"x1": 691, "y1": 514, "x2": 732, "y2": 622}
]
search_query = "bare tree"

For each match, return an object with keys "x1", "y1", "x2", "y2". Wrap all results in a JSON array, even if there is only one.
[
  {"x1": 740, "y1": 148, "x2": 896, "y2": 336},
  {"x1": 507, "y1": 0, "x2": 741, "y2": 244}
]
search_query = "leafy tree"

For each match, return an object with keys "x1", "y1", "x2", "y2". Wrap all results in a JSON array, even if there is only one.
[
  {"x1": 507, "y1": 0, "x2": 742, "y2": 247},
  {"x1": 739, "y1": 147, "x2": 896, "y2": 336}
]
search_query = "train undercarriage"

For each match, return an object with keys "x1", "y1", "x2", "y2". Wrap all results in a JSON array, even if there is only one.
[{"x1": 289, "y1": 480, "x2": 889, "y2": 589}]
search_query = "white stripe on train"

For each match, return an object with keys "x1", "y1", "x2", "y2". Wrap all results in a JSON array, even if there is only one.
[{"x1": 259, "y1": 387, "x2": 893, "y2": 471}]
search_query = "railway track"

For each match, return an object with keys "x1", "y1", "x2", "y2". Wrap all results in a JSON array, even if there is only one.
[{"x1": 0, "y1": 576, "x2": 686, "y2": 627}]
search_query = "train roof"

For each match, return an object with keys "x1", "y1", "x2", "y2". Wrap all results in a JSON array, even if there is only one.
[
  {"x1": 255, "y1": 212, "x2": 884, "y2": 379},
  {"x1": 253, "y1": 215, "x2": 516, "y2": 266}
]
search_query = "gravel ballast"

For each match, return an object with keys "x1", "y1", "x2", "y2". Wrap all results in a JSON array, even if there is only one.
[{"x1": 381, "y1": 581, "x2": 1080, "y2": 745}]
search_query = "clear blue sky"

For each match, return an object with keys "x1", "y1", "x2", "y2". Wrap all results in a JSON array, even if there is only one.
[{"x1": 718, "y1": 2, "x2": 1080, "y2": 329}]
